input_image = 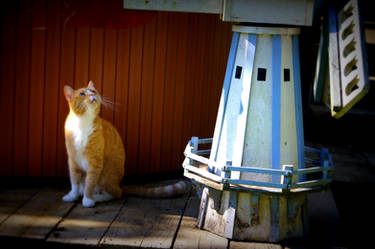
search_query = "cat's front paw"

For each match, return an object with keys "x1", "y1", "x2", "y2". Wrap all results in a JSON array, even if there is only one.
[
  {"x1": 62, "y1": 191, "x2": 79, "y2": 202},
  {"x1": 82, "y1": 196, "x2": 95, "y2": 208}
]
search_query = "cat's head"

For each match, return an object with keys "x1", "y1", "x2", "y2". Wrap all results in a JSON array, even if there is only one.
[{"x1": 64, "y1": 81, "x2": 101, "y2": 116}]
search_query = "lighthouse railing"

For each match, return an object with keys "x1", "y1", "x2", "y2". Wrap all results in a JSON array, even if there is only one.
[{"x1": 183, "y1": 137, "x2": 333, "y2": 193}]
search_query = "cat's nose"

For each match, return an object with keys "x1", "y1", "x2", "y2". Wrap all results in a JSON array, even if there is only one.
[
  {"x1": 87, "y1": 89, "x2": 96, "y2": 96},
  {"x1": 89, "y1": 95, "x2": 97, "y2": 103}
]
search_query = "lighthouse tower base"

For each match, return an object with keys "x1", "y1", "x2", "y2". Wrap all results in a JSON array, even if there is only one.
[{"x1": 198, "y1": 188, "x2": 308, "y2": 242}]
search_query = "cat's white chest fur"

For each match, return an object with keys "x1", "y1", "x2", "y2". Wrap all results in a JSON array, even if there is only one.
[{"x1": 65, "y1": 111, "x2": 95, "y2": 171}]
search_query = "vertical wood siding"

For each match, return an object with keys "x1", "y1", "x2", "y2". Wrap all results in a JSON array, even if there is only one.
[{"x1": 0, "y1": 0, "x2": 232, "y2": 177}]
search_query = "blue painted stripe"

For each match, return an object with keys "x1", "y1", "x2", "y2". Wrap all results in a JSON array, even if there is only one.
[
  {"x1": 222, "y1": 32, "x2": 240, "y2": 106},
  {"x1": 209, "y1": 32, "x2": 240, "y2": 175},
  {"x1": 247, "y1": 33, "x2": 257, "y2": 86},
  {"x1": 271, "y1": 35, "x2": 281, "y2": 184},
  {"x1": 292, "y1": 35, "x2": 306, "y2": 181},
  {"x1": 248, "y1": 34, "x2": 257, "y2": 43}
]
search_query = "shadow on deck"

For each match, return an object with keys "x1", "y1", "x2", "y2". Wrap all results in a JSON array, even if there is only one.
[{"x1": 1, "y1": 142, "x2": 375, "y2": 249}]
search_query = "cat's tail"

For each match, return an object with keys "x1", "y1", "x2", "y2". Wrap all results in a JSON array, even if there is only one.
[{"x1": 121, "y1": 180, "x2": 190, "y2": 198}]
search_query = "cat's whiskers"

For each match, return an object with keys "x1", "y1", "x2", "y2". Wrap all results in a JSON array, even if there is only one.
[{"x1": 101, "y1": 96, "x2": 121, "y2": 112}]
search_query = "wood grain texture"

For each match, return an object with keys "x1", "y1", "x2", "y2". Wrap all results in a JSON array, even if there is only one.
[
  {"x1": 56, "y1": 17, "x2": 75, "y2": 177},
  {"x1": 100, "y1": 195, "x2": 188, "y2": 248},
  {"x1": 0, "y1": 2, "x2": 17, "y2": 176},
  {"x1": 203, "y1": 189, "x2": 237, "y2": 239},
  {"x1": 0, "y1": 187, "x2": 73, "y2": 239},
  {"x1": 174, "y1": 194, "x2": 228, "y2": 249},
  {"x1": 0, "y1": 182, "x2": 347, "y2": 248},
  {"x1": 43, "y1": 0, "x2": 61, "y2": 177},
  {"x1": 13, "y1": 0, "x2": 32, "y2": 177},
  {"x1": 161, "y1": 12, "x2": 179, "y2": 172},
  {"x1": 0, "y1": 0, "x2": 232, "y2": 177},
  {"x1": 138, "y1": 16, "x2": 157, "y2": 174},
  {"x1": 126, "y1": 25, "x2": 144, "y2": 175},
  {"x1": 48, "y1": 199, "x2": 124, "y2": 246},
  {"x1": 101, "y1": 29, "x2": 118, "y2": 124},
  {"x1": 74, "y1": 27, "x2": 90, "y2": 88},
  {"x1": 113, "y1": 28, "x2": 130, "y2": 148},
  {"x1": 171, "y1": 13, "x2": 190, "y2": 171},
  {"x1": 28, "y1": 0, "x2": 47, "y2": 177},
  {"x1": 149, "y1": 11, "x2": 168, "y2": 174},
  {"x1": 0, "y1": 187, "x2": 39, "y2": 225},
  {"x1": 230, "y1": 241, "x2": 282, "y2": 249}
]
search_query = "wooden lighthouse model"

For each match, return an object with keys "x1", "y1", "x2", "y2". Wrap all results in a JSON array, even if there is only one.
[
  {"x1": 182, "y1": 24, "x2": 332, "y2": 241},
  {"x1": 124, "y1": 0, "x2": 334, "y2": 242},
  {"x1": 195, "y1": 25, "x2": 308, "y2": 241},
  {"x1": 209, "y1": 26, "x2": 305, "y2": 185}
]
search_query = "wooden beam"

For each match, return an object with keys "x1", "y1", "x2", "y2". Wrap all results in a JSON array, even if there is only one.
[
  {"x1": 230, "y1": 241, "x2": 282, "y2": 249},
  {"x1": 328, "y1": 7, "x2": 343, "y2": 115},
  {"x1": 0, "y1": 187, "x2": 40, "y2": 225},
  {"x1": 47, "y1": 199, "x2": 124, "y2": 246},
  {"x1": 100, "y1": 195, "x2": 188, "y2": 248},
  {"x1": 0, "y1": 188, "x2": 73, "y2": 240},
  {"x1": 174, "y1": 194, "x2": 228, "y2": 249},
  {"x1": 124, "y1": 0, "x2": 222, "y2": 14},
  {"x1": 124, "y1": 0, "x2": 314, "y2": 26}
]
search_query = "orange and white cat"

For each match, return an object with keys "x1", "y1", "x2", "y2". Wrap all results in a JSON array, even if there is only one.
[
  {"x1": 62, "y1": 81, "x2": 188, "y2": 207},
  {"x1": 63, "y1": 81, "x2": 125, "y2": 207}
]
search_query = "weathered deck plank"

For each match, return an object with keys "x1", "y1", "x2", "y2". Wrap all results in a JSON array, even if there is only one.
[
  {"x1": 0, "y1": 187, "x2": 73, "y2": 239},
  {"x1": 0, "y1": 186, "x2": 39, "y2": 225},
  {"x1": 100, "y1": 195, "x2": 189, "y2": 249},
  {"x1": 230, "y1": 241, "x2": 283, "y2": 249},
  {"x1": 173, "y1": 194, "x2": 228, "y2": 249},
  {"x1": 47, "y1": 198, "x2": 124, "y2": 246},
  {"x1": 0, "y1": 160, "x2": 358, "y2": 249}
]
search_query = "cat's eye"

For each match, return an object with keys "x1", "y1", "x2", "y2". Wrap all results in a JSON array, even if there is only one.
[{"x1": 79, "y1": 92, "x2": 86, "y2": 97}]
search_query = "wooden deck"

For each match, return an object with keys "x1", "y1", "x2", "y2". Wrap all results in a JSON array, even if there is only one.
[
  {"x1": 0, "y1": 183, "x2": 343, "y2": 249},
  {"x1": 1, "y1": 143, "x2": 375, "y2": 248}
]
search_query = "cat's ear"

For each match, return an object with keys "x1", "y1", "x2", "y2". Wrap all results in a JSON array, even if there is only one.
[
  {"x1": 64, "y1": 85, "x2": 74, "y2": 101},
  {"x1": 88, "y1": 81, "x2": 96, "y2": 90}
]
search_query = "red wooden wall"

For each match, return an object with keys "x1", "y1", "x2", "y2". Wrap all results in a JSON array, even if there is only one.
[{"x1": 0, "y1": 0, "x2": 232, "y2": 177}]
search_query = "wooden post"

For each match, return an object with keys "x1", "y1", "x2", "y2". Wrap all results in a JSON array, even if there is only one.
[
  {"x1": 190, "y1": 136, "x2": 199, "y2": 166},
  {"x1": 223, "y1": 161, "x2": 232, "y2": 189},
  {"x1": 197, "y1": 187, "x2": 209, "y2": 229},
  {"x1": 281, "y1": 164, "x2": 294, "y2": 193},
  {"x1": 202, "y1": 188, "x2": 237, "y2": 239}
]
